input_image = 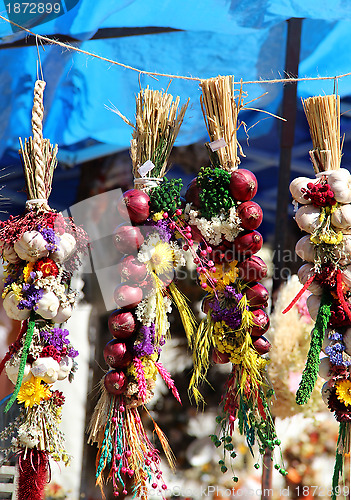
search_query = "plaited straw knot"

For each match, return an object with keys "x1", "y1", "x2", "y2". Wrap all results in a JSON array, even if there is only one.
[{"x1": 31, "y1": 80, "x2": 46, "y2": 199}]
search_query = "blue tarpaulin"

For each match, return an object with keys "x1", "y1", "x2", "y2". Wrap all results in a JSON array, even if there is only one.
[{"x1": 0, "y1": 0, "x2": 350, "y2": 229}]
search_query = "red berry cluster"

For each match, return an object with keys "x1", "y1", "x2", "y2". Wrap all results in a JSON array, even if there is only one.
[{"x1": 302, "y1": 182, "x2": 336, "y2": 207}]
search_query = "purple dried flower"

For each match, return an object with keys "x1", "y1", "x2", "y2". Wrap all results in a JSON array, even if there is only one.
[
  {"x1": 18, "y1": 284, "x2": 44, "y2": 310},
  {"x1": 37, "y1": 224, "x2": 59, "y2": 251},
  {"x1": 132, "y1": 323, "x2": 162, "y2": 356},
  {"x1": 325, "y1": 342, "x2": 349, "y2": 367}
]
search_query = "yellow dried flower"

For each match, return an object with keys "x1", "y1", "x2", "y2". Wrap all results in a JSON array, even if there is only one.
[
  {"x1": 17, "y1": 376, "x2": 51, "y2": 408},
  {"x1": 23, "y1": 262, "x2": 35, "y2": 282},
  {"x1": 335, "y1": 379, "x2": 351, "y2": 407}
]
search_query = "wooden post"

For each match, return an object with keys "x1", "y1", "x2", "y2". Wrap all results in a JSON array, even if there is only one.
[
  {"x1": 272, "y1": 17, "x2": 303, "y2": 293},
  {"x1": 263, "y1": 17, "x2": 303, "y2": 500}
]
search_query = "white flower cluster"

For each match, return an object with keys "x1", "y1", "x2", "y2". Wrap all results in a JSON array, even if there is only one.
[
  {"x1": 136, "y1": 294, "x2": 172, "y2": 333},
  {"x1": 184, "y1": 204, "x2": 242, "y2": 246}
]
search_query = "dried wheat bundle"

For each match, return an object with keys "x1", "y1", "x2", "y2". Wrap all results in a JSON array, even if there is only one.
[
  {"x1": 200, "y1": 75, "x2": 244, "y2": 171},
  {"x1": 19, "y1": 80, "x2": 58, "y2": 202},
  {"x1": 302, "y1": 94, "x2": 341, "y2": 173},
  {"x1": 113, "y1": 87, "x2": 189, "y2": 180}
]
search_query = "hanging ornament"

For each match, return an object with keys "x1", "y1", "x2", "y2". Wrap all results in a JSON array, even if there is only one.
[
  {"x1": 286, "y1": 94, "x2": 351, "y2": 499},
  {"x1": 88, "y1": 87, "x2": 196, "y2": 498},
  {"x1": 183, "y1": 75, "x2": 284, "y2": 481},
  {"x1": 0, "y1": 80, "x2": 88, "y2": 500}
]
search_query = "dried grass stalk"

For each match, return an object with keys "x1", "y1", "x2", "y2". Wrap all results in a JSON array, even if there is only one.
[
  {"x1": 19, "y1": 137, "x2": 58, "y2": 200},
  {"x1": 302, "y1": 94, "x2": 341, "y2": 173},
  {"x1": 19, "y1": 80, "x2": 58, "y2": 201},
  {"x1": 114, "y1": 87, "x2": 189, "y2": 179},
  {"x1": 200, "y1": 75, "x2": 244, "y2": 171}
]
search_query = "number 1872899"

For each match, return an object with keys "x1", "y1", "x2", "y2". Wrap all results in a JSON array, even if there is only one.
[{"x1": 6, "y1": 3, "x2": 62, "y2": 14}]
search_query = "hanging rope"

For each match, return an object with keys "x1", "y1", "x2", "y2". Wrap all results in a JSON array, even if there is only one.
[{"x1": 0, "y1": 15, "x2": 351, "y2": 86}]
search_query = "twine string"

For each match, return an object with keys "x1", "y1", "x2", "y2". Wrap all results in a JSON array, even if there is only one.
[{"x1": 1, "y1": 14, "x2": 351, "y2": 86}]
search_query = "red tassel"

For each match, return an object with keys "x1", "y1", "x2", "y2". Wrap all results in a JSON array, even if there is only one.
[
  {"x1": 282, "y1": 274, "x2": 316, "y2": 314},
  {"x1": 17, "y1": 449, "x2": 48, "y2": 500},
  {"x1": 336, "y1": 270, "x2": 351, "y2": 323},
  {"x1": 0, "y1": 320, "x2": 28, "y2": 377}
]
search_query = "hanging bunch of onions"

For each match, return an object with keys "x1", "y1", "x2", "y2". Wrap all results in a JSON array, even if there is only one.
[
  {"x1": 183, "y1": 75, "x2": 284, "y2": 482},
  {"x1": 88, "y1": 86, "x2": 194, "y2": 500}
]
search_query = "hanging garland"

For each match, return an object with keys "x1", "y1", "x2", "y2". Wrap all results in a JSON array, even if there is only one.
[
  {"x1": 287, "y1": 94, "x2": 351, "y2": 499},
  {"x1": 182, "y1": 76, "x2": 284, "y2": 481},
  {"x1": 0, "y1": 80, "x2": 88, "y2": 500},
  {"x1": 87, "y1": 87, "x2": 197, "y2": 498}
]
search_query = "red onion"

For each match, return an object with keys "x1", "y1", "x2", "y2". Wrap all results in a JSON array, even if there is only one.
[
  {"x1": 212, "y1": 349, "x2": 230, "y2": 364},
  {"x1": 237, "y1": 255, "x2": 268, "y2": 282},
  {"x1": 250, "y1": 309, "x2": 270, "y2": 337},
  {"x1": 140, "y1": 275, "x2": 156, "y2": 297},
  {"x1": 229, "y1": 169, "x2": 258, "y2": 201},
  {"x1": 189, "y1": 224, "x2": 203, "y2": 243},
  {"x1": 202, "y1": 296, "x2": 211, "y2": 314},
  {"x1": 104, "y1": 370, "x2": 128, "y2": 395},
  {"x1": 244, "y1": 282, "x2": 269, "y2": 309},
  {"x1": 233, "y1": 231, "x2": 263, "y2": 258},
  {"x1": 252, "y1": 336, "x2": 271, "y2": 355},
  {"x1": 208, "y1": 243, "x2": 233, "y2": 264},
  {"x1": 237, "y1": 201, "x2": 263, "y2": 230},
  {"x1": 117, "y1": 189, "x2": 150, "y2": 225},
  {"x1": 103, "y1": 340, "x2": 132, "y2": 369},
  {"x1": 108, "y1": 310, "x2": 137, "y2": 340},
  {"x1": 185, "y1": 178, "x2": 201, "y2": 207},
  {"x1": 113, "y1": 225, "x2": 144, "y2": 254},
  {"x1": 117, "y1": 255, "x2": 148, "y2": 283},
  {"x1": 114, "y1": 284, "x2": 143, "y2": 309}
]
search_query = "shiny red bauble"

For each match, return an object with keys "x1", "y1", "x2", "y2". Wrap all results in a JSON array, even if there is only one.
[
  {"x1": 104, "y1": 370, "x2": 128, "y2": 395},
  {"x1": 103, "y1": 340, "x2": 132, "y2": 369}
]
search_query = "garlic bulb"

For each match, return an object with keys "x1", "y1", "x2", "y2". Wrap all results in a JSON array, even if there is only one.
[
  {"x1": 318, "y1": 357, "x2": 332, "y2": 380},
  {"x1": 51, "y1": 233, "x2": 76, "y2": 263},
  {"x1": 295, "y1": 205, "x2": 321, "y2": 234},
  {"x1": 322, "y1": 329, "x2": 332, "y2": 354},
  {"x1": 3, "y1": 291, "x2": 30, "y2": 321},
  {"x1": 306, "y1": 294, "x2": 321, "y2": 321},
  {"x1": 343, "y1": 328, "x2": 351, "y2": 356},
  {"x1": 327, "y1": 168, "x2": 351, "y2": 204},
  {"x1": 334, "y1": 235, "x2": 351, "y2": 265},
  {"x1": 289, "y1": 177, "x2": 313, "y2": 204},
  {"x1": 297, "y1": 263, "x2": 322, "y2": 295},
  {"x1": 295, "y1": 235, "x2": 315, "y2": 262},
  {"x1": 36, "y1": 291, "x2": 60, "y2": 320},
  {"x1": 53, "y1": 303, "x2": 73, "y2": 324},
  {"x1": 3, "y1": 244, "x2": 21, "y2": 264},
  {"x1": 341, "y1": 265, "x2": 351, "y2": 291},
  {"x1": 321, "y1": 382, "x2": 333, "y2": 405},
  {"x1": 57, "y1": 356, "x2": 73, "y2": 380},
  {"x1": 331, "y1": 205, "x2": 351, "y2": 229},
  {"x1": 5, "y1": 361, "x2": 32, "y2": 385},
  {"x1": 31, "y1": 357, "x2": 60, "y2": 384},
  {"x1": 14, "y1": 231, "x2": 49, "y2": 262}
]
